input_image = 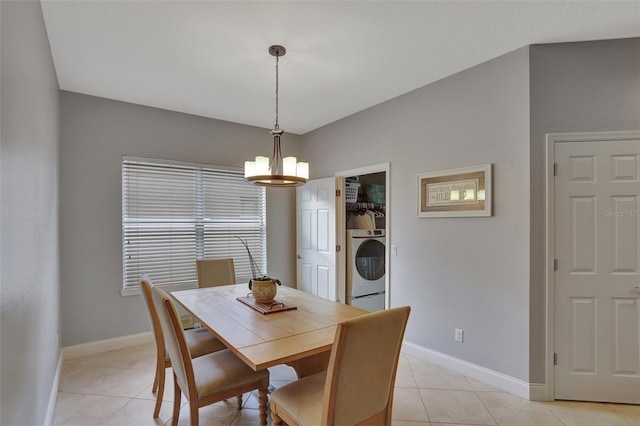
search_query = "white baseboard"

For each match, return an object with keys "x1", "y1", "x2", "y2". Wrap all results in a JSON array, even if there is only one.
[
  {"x1": 62, "y1": 331, "x2": 153, "y2": 359},
  {"x1": 60, "y1": 334, "x2": 551, "y2": 401},
  {"x1": 402, "y1": 341, "x2": 541, "y2": 400},
  {"x1": 44, "y1": 352, "x2": 63, "y2": 426}
]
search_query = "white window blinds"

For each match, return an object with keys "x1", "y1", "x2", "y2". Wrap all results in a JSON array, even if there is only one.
[{"x1": 121, "y1": 157, "x2": 266, "y2": 294}]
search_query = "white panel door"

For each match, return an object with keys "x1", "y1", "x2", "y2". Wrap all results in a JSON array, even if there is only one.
[
  {"x1": 554, "y1": 137, "x2": 640, "y2": 403},
  {"x1": 296, "y1": 178, "x2": 336, "y2": 300}
]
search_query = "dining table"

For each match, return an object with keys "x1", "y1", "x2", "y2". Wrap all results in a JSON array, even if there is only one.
[{"x1": 170, "y1": 283, "x2": 368, "y2": 378}]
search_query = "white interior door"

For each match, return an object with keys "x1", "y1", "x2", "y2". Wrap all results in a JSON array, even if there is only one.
[
  {"x1": 554, "y1": 136, "x2": 640, "y2": 403},
  {"x1": 296, "y1": 177, "x2": 336, "y2": 300}
]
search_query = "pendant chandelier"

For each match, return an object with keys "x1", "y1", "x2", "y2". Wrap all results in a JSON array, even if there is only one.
[{"x1": 244, "y1": 45, "x2": 309, "y2": 187}]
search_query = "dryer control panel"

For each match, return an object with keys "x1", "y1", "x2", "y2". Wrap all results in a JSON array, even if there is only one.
[{"x1": 349, "y1": 229, "x2": 385, "y2": 238}]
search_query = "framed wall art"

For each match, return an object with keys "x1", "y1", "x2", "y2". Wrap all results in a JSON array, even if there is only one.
[{"x1": 417, "y1": 164, "x2": 492, "y2": 218}]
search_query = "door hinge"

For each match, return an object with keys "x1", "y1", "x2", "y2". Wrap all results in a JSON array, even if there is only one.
[
  {"x1": 553, "y1": 163, "x2": 558, "y2": 177},
  {"x1": 336, "y1": 189, "x2": 341, "y2": 197},
  {"x1": 336, "y1": 244, "x2": 341, "y2": 252},
  {"x1": 554, "y1": 259, "x2": 558, "y2": 271},
  {"x1": 554, "y1": 353, "x2": 557, "y2": 365}
]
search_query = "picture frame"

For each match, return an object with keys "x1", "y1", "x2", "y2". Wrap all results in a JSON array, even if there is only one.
[{"x1": 417, "y1": 164, "x2": 492, "y2": 218}]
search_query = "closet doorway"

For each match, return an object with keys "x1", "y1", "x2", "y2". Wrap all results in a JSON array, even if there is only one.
[{"x1": 336, "y1": 163, "x2": 390, "y2": 308}]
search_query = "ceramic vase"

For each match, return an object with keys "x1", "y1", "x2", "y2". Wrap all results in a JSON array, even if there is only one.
[{"x1": 251, "y1": 279, "x2": 277, "y2": 304}]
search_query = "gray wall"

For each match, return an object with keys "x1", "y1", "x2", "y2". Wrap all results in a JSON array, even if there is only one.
[
  {"x1": 529, "y1": 38, "x2": 640, "y2": 383},
  {"x1": 60, "y1": 92, "x2": 298, "y2": 346},
  {"x1": 1, "y1": 1, "x2": 61, "y2": 424},
  {"x1": 302, "y1": 48, "x2": 532, "y2": 380},
  {"x1": 301, "y1": 37, "x2": 640, "y2": 386}
]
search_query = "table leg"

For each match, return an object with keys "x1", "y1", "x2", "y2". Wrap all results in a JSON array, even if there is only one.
[
  {"x1": 285, "y1": 351, "x2": 331, "y2": 378},
  {"x1": 258, "y1": 387, "x2": 268, "y2": 426}
]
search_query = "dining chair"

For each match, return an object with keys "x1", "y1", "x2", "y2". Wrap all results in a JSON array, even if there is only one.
[
  {"x1": 270, "y1": 306, "x2": 411, "y2": 426},
  {"x1": 196, "y1": 258, "x2": 237, "y2": 288},
  {"x1": 151, "y1": 285, "x2": 270, "y2": 426},
  {"x1": 139, "y1": 274, "x2": 227, "y2": 418}
]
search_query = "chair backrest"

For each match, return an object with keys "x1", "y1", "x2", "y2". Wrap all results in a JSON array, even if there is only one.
[
  {"x1": 151, "y1": 286, "x2": 196, "y2": 401},
  {"x1": 321, "y1": 306, "x2": 411, "y2": 425},
  {"x1": 140, "y1": 274, "x2": 165, "y2": 358},
  {"x1": 196, "y1": 258, "x2": 236, "y2": 288}
]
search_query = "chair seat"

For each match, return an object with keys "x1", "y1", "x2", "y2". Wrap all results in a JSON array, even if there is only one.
[
  {"x1": 270, "y1": 371, "x2": 326, "y2": 425},
  {"x1": 193, "y1": 350, "x2": 270, "y2": 399},
  {"x1": 188, "y1": 328, "x2": 227, "y2": 357},
  {"x1": 164, "y1": 328, "x2": 226, "y2": 362}
]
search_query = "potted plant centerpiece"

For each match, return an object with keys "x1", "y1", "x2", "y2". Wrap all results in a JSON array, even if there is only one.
[{"x1": 238, "y1": 237, "x2": 281, "y2": 304}]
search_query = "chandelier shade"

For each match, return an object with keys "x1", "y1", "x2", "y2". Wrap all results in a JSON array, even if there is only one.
[{"x1": 244, "y1": 45, "x2": 309, "y2": 187}]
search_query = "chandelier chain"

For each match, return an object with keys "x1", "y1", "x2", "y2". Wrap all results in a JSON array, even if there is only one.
[{"x1": 275, "y1": 53, "x2": 279, "y2": 129}]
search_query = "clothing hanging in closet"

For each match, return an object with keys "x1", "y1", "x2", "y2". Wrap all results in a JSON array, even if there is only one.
[{"x1": 346, "y1": 203, "x2": 385, "y2": 230}]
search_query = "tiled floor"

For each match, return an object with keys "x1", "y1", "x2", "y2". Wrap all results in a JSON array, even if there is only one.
[{"x1": 54, "y1": 343, "x2": 640, "y2": 425}]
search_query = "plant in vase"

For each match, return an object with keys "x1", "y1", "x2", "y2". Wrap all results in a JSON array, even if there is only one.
[{"x1": 237, "y1": 237, "x2": 281, "y2": 304}]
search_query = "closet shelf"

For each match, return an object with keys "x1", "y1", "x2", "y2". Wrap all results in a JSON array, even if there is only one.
[{"x1": 346, "y1": 202, "x2": 385, "y2": 211}]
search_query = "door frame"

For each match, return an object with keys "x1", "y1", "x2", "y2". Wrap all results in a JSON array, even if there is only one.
[
  {"x1": 544, "y1": 130, "x2": 640, "y2": 401},
  {"x1": 336, "y1": 163, "x2": 390, "y2": 308}
]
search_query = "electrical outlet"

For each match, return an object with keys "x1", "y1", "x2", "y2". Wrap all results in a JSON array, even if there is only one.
[
  {"x1": 455, "y1": 328, "x2": 464, "y2": 342},
  {"x1": 391, "y1": 245, "x2": 397, "y2": 256}
]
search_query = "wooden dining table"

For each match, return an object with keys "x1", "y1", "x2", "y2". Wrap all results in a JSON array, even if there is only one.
[{"x1": 170, "y1": 284, "x2": 368, "y2": 378}]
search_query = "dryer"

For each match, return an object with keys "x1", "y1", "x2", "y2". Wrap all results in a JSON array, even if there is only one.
[{"x1": 346, "y1": 229, "x2": 385, "y2": 311}]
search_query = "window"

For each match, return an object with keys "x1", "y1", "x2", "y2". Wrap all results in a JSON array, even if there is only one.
[{"x1": 121, "y1": 157, "x2": 266, "y2": 295}]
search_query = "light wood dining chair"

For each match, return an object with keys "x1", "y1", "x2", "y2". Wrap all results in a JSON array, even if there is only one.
[
  {"x1": 270, "y1": 306, "x2": 411, "y2": 426},
  {"x1": 151, "y1": 285, "x2": 270, "y2": 426},
  {"x1": 140, "y1": 274, "x2": 227, "y2": 418},
  {"x1": 196, "y1": 258, "x2": 237, "y2": 288}
]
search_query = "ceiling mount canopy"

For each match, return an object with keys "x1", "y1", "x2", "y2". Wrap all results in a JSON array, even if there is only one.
[{"x1": 244, "y1": 45, "x2": 309, "y2": 187}]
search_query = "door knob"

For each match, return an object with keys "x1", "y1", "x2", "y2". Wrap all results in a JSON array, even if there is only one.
[
  {"x1": 297, "y1": 255, "x2": 302, "y2": 259},
  {"x1": 633, "y1": 286, "x2": 640, "y2": 294}
]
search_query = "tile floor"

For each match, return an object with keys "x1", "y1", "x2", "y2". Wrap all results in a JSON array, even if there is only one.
[{"x1": 54, "y1": 343, "x2": 640, "y2": 425}]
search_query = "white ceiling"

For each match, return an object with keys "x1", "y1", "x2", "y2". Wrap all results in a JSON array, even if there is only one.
[{"x1": 41, "y1": 1, "x2": 640, "y2": 135}]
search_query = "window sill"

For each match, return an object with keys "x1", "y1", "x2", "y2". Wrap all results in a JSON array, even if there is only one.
[{"x1": 120, "y1": 282, "x2": 198, "y2": 296}]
